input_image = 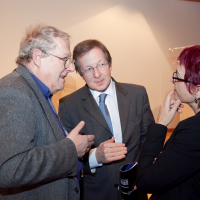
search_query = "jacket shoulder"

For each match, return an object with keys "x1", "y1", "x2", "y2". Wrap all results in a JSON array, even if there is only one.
[
  {"x1": 59, "y1": 85, "x2": 86, "y2": 104},
  {"x1": 0, "y1": 70, "x2": 31, "y2": 94},
  {"x1": 177, "y1": 113, "x2": 200, "y2": 131},
  {"x1": 117, "y1": 82, "x2": 147, "y2": 97}
]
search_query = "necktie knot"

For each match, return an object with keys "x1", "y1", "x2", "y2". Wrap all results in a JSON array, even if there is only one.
[{"x1": 99, "y1": 93, "x2": 107, "y2": 103}]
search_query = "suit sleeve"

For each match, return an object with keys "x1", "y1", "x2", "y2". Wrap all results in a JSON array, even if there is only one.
[
  {"x1": 136, "y1": 120, "x2": 200, "y2": 193},
  {"x1": 0, "y1": 86, "x2": 78, "y2": 188}
]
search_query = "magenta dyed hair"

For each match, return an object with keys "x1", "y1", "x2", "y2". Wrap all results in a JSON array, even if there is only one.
[{"x1": 178, "y1": 45, "x2": 200, "y2": 107}]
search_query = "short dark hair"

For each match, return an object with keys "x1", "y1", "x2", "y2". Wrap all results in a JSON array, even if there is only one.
[
  {"x1": 73, "y1": 39, "x2": 112, "y2": 74},
  {"x1": 178, "y1": 45, "x2": 200, "y2": 107}
]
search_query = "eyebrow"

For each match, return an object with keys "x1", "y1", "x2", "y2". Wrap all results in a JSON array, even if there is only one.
[{"x1": 85, "y1": 60, "x2": 103, "y2": 68}]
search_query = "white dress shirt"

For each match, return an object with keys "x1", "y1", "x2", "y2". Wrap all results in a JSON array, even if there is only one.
[{"x1": 89, "y1": 79, "x2": 122, "y2": 168}]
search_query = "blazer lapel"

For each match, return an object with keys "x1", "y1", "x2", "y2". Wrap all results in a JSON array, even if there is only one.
[
  {"x1": 81, "y1": 85, "x2": 111, "y2": 133},
  {"x1": 15, "y1": 65, "x2": 64, "y2": 141},
  {"x1": 115, "y1": 81, "x2": 130, "y2": 135}
]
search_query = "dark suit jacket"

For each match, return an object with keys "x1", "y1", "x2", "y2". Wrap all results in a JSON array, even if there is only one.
[
  {"x1": 0, "y1": 65, "x2": 79, "y2": 200},
  {"x1": 136, "y1": 112, "x2": 200, "y2": 200},
  {"x1": 59, "y1": 79, "x2": 154, "y2": 200}
]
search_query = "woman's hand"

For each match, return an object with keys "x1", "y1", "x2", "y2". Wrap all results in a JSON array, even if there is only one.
[{"x1": 156, "y1": 91, "x2": 183, "y2": 126}]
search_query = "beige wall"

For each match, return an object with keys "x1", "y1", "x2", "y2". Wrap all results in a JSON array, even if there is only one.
[{"x1": 1, "y1": 0, "x2": 200, "y2": 127}]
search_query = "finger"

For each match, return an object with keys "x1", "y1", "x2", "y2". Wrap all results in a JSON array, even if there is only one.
[
  {"x1": 105, "y1": 146, "x2": 127, "y2": 154},
  {"x1": 86, "y1": 135, "x2": 95, "y2": 141},
  {"x1": 71, "y1": 121, "x2": 85, "y2": 135},
  {"x1": 170, "y1": 100, "x2": 175, "y2": 105},
  {"x1": 87, "y1": 140, "x2": 94, "y2": 148},
  {"x1": 103, "y1": 137, "x2": 115, "y2": 144},
  {"x1": 164, "y1": 91, "x2": 174, "y2": 107},
  {"x1": 103, "y1": 142, "x2": 125, "y2": 148},
  {"x1": 179, "y1": 103, "x2": 184, "y2": 108},
  {"x1": 166, "y1": 91, "x2": 174, "y2": 100},
  {"x1": 171, "y1": 100, "x2": 181, "y2": 113},
  {"x1": 177, "y1": 108, "x2": 182, "y2": 113}
]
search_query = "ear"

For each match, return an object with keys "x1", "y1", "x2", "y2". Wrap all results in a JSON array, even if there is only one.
[
  {"x1": 195, "y1": 85, "x2": 200, "y2": 99},
  {"x1": 32, "y1": 49, "x2": 43, "y2": 67}
]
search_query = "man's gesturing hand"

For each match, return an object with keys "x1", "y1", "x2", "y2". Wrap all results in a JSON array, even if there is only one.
[
  {"x1": 67, "y1": 121, "x2": 95, "y2": 158},
  {"x1": 96, "y1": 137, "x2": 127, "y2": 164}
]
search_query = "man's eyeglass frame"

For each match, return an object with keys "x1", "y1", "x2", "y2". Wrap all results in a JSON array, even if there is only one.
[
  {"x1": 81, "y1": 63, "x2": 109, "y2": 76},
  {"x1": 43, "y1": 51, "x2": 74, "y2": 69}
]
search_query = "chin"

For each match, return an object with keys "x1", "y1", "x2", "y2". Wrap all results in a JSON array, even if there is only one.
[{"x1": 97, "y1": 87, "x2": 108, "y2": 92}]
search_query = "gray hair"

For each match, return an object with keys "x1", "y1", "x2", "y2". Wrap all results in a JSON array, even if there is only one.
[{"x1": 16, "y1": 24, "x2": 70, "y2": 65}]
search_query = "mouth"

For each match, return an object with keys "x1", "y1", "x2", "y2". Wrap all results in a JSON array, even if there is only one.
[
  {"x1": 95, "y1": 79, "x2": 104, "y2": 84},
  {"x1": 60, "y1": 75, "x2": 67, "y2": 79}
]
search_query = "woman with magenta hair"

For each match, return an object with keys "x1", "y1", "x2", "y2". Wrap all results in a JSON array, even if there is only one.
[{"x1": 136, "y1": 45, "x2": 200, "y2": 200}]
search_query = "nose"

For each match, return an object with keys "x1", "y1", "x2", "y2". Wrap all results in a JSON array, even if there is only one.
[
  {"x1": 67, "y1": 62, "x2": 75, "y2": 72},
  {"x1": 171, "y1": 77, "x2": 175, "y2": 84},
  {"x1": 93, "y1": 68, "x2": 101, "y2": 78}
]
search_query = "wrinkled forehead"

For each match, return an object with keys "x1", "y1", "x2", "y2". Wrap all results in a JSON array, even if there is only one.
[
  {"x1": 51, "y1": 37, "x2": 71, "y2": 56},
  {"x1": 79, "y1": 48, "x2": 106, "y2": 65}
]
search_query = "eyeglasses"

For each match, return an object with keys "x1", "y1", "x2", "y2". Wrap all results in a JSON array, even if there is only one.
[
  {"x1": 47, "y1": 53, "x2": 74, "y2": 69},
  {"x1": 81, "y1": 63, "x2": 109, "y2": 77},
  {"x1": 172, "y1": 71, "x2": 193, "y2": 84}
]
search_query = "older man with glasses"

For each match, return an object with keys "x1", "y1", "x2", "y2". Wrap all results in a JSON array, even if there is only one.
[
  {"x1": 0, "y1": 24, "x2": 94, "y2": 200},
  {"x1": 59, "y1": 39, "x2": 154, "y2": 200}
]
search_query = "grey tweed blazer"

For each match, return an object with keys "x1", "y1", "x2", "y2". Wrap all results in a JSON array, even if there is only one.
[{"x1": 0, "y1": 65, "x2": 79, "y2": 200}]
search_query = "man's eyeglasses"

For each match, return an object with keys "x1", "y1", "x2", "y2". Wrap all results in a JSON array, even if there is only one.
[
  {"x1": 81, "y1": 63, "x2": 109, "y2": 77},
  {"x1": 47, "y1": 53, "x2": 74, "y2": 69},
  {"x1": 172, "y1": 72, "x2": 193, "y2": 84}
]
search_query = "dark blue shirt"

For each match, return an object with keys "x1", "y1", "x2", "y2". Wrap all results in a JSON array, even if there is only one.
[{"x1": 29, "y1": 72, "x2": 66, "y2": 136}]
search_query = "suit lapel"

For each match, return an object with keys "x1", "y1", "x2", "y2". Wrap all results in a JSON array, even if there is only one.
[
  {"x1": 81, "y1": 85, "x2": 111, "y2": 133},
  {"x1": 115, "y1": 81, "x2": 130, "y2": 135},
  {"x1": 16, "y1": 65, "x2": 64, "y2": 141}
]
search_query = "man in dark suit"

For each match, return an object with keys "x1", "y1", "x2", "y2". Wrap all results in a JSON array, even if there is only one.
[
  {"x1": 59, "y1": 39, "x2": 154, "y2": 200},
  {"x1": 0, "y1": 24, "x2": 94, "y2": 200}
]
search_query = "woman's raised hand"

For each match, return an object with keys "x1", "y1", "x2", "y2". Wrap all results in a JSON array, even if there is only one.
[{"x1": 156, "y1": 91, "x2": 183, "y2": 126}]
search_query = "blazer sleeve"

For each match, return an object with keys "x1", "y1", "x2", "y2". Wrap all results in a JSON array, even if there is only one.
[
  {"x1": 0, "y1": 86, "x2": 78, "y2": 188},
  {"x1": 136, "y1": 119, "x2": 200, "y2": 193}
]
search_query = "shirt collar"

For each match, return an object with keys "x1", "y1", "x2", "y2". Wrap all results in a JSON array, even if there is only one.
[{"x1": 90, "y1": 79, "x2": 116, "y2": 100}]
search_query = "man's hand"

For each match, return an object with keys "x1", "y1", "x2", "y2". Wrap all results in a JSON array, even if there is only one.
[
  {"x1": 156, "y1": 91, "x2": 183, "y2": 126},
  {"x1": 67, "y1": 121, "x2": 95, "y2": 158},
  {"x1": 96, "y1": 137, "x2": 127, "y2": 164}
]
